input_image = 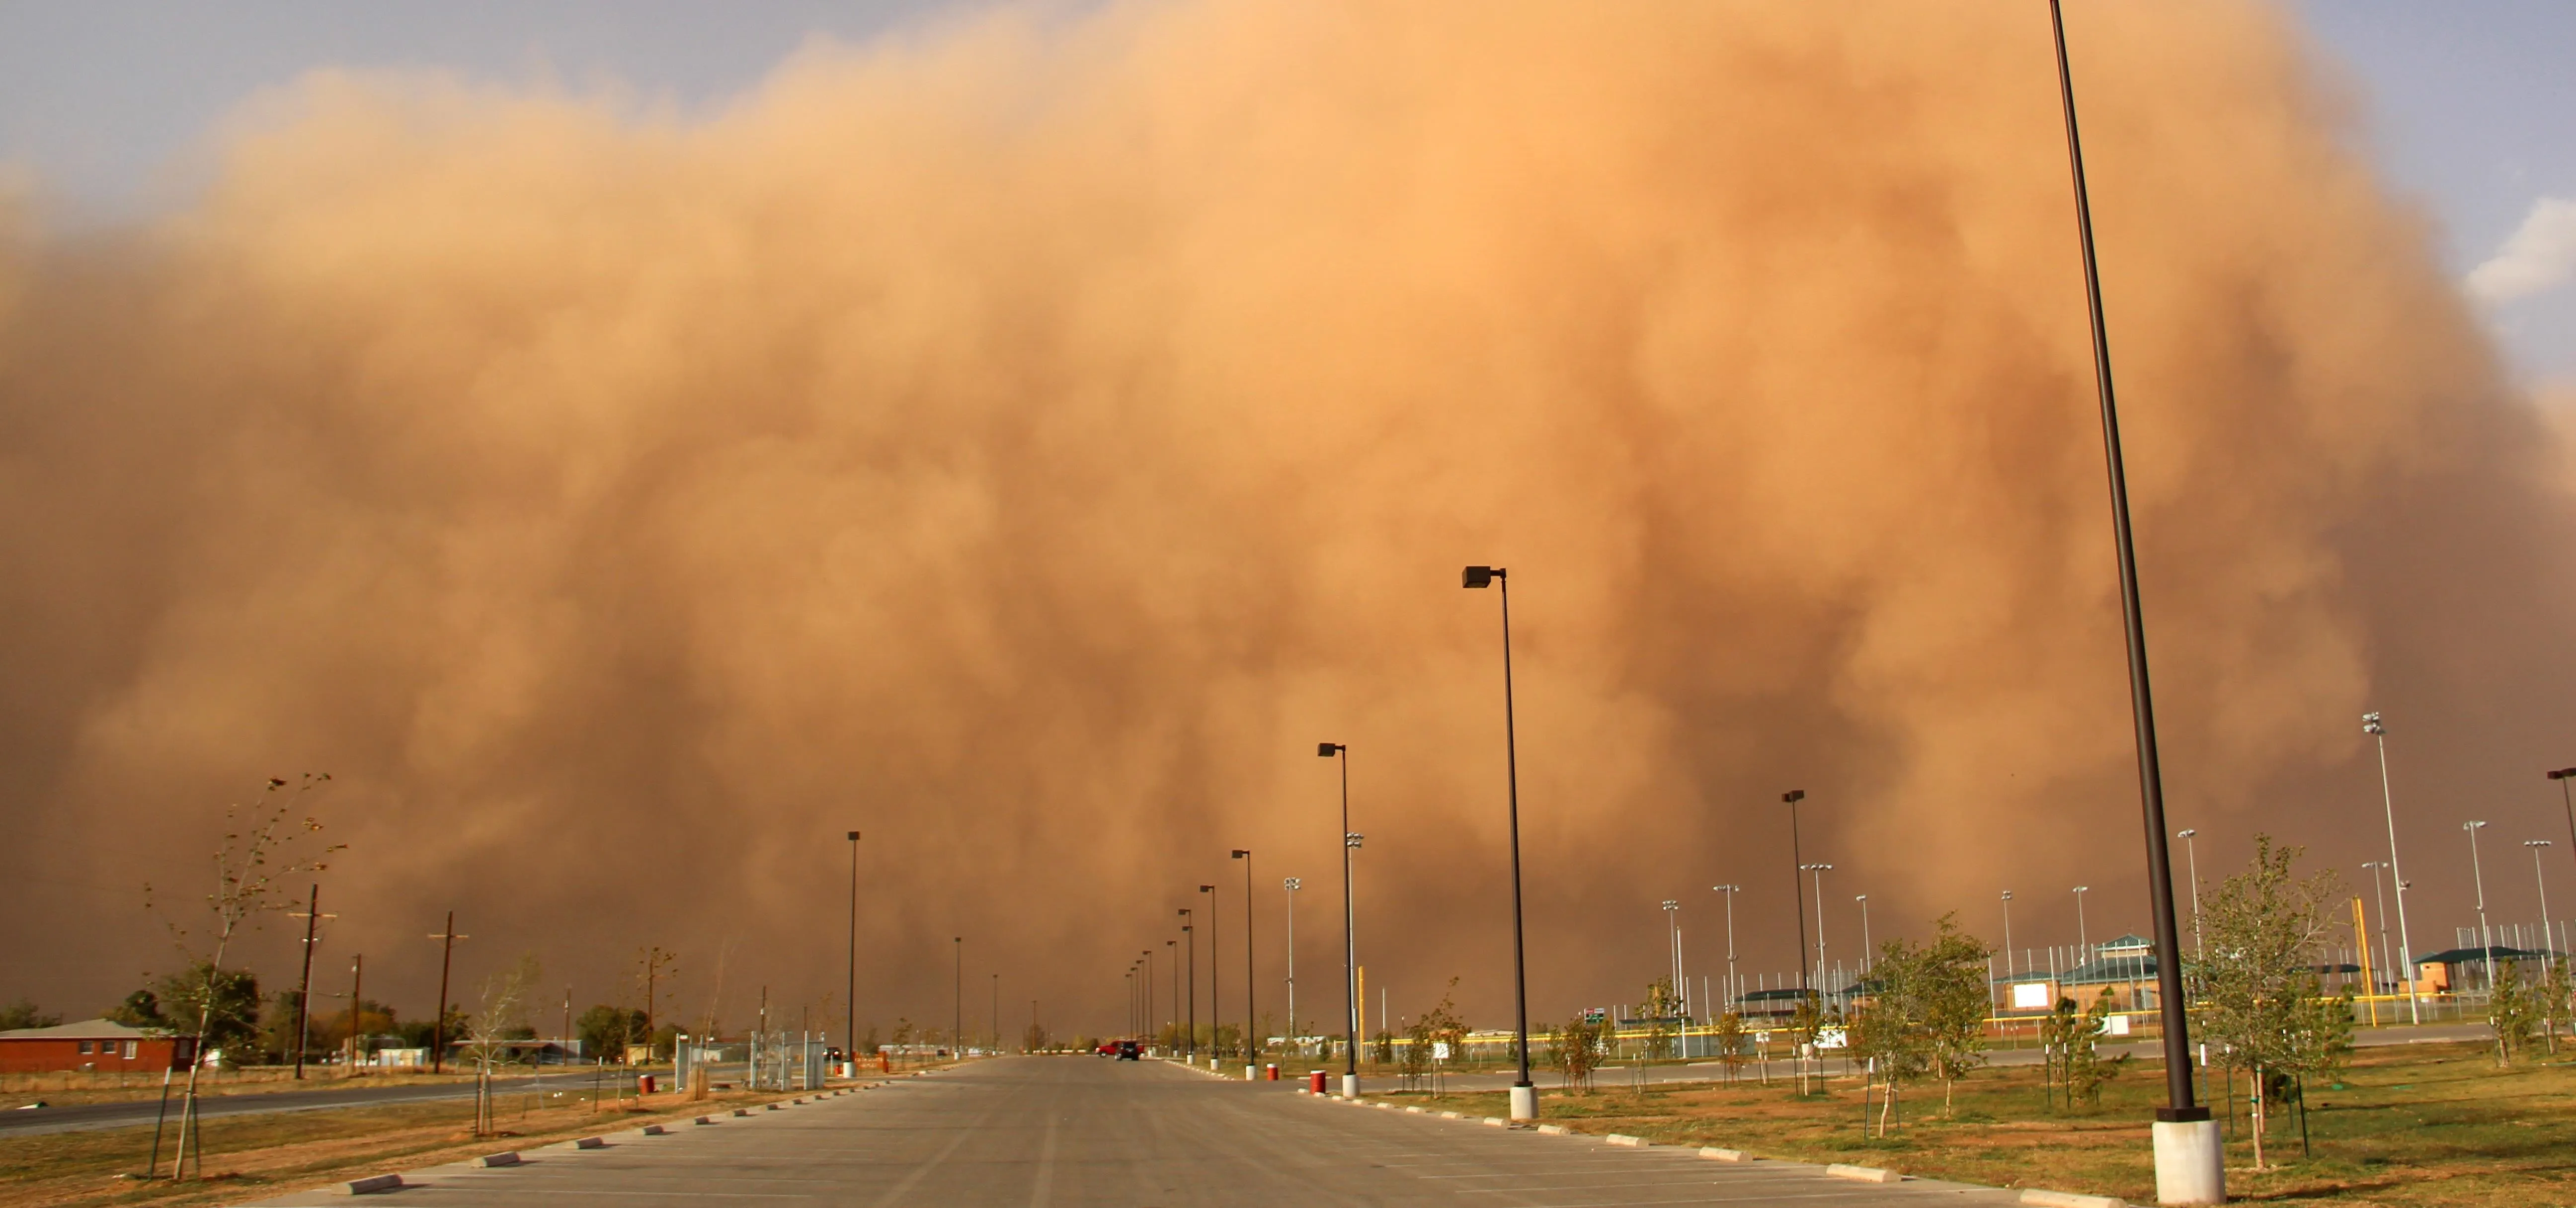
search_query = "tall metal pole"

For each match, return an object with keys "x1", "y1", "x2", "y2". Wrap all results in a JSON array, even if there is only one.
[
  {"x1": 1713, "y1": 886, "x2": 1740, "y2": 1011},
  {"x1": 991, "y1": 972, "x2": 999, "y2": 1056},
  {"x1": 2466, "y1": 822, "x2": 2493, "y2": 983},
  {"x1": 846, "y1": 831, "x2": 860, "y2": 1067},
  {"x1": 1182, "y1": 915, "x2": 1197, "y2": 1060},
  {"x1": 1806, "y1": 865, "x2": 1832, "y2": 989},
  {"x1": 2551, "y1": 770, "x2": 2576, "y2": 904},
  {"x1": 2049, "y1": 0, "x2": 2202, "y2": 1131},
  {"x1": 1233, "y1": 851, "x2": 1256, "y2": 1060},
  {"x1": 345, "y1": 954, "x2": 364, "y2": 1072},
  {"x1": 1167, "y1": 940, "x2": 1179, "y2": 1052},
  {"x1": 1322, "y1": 742, "x2": 1360, "y2": 1091},
  {"x1": 2073, "y1": 886, "x2": 2091, "y2": 957},
  {"x1": 1855, "y1": 895, "x2": 1870, "y2": 972},
  {"x1": 1197, "y1": 885, "x2": 1219, "y2": 1063},
  {"x1": 2002, "y1": 891, "x2": 2015, "y2": 979},
  {"x1": 2362, "y1": 862, "x2": 2393, "y2": 994},
  {"x1": 2368, "y1": 717, "x2": 2421, "y2": 1023},
  {"x1": 1786, "y1": 791, "x2": 1810, "y2": 996},
  {"x1": 1463, "y1": 568, "x2": 1537, "y2": 1114},
  {"x1": 952, "y1": 937, "x2": 962, "y2": 1057},
  {"x1": 1283, "y1": 878, "x2": 1301, "y2": 1049},
  {"x1": 2178, "y1": 829, "x2": 2204, "y2": 962},
  {"x1": 2525, "y1": 842, "x2": 2554, "y2": 967}
]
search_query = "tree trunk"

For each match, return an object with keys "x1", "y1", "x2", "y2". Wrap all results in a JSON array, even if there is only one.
[{"x1": 2250, "y1": 1066, "x2": 2266, "y2": 1171}]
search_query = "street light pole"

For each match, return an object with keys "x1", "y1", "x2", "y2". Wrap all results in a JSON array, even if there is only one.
[
  {"x1": 1283, "y1": 878, "x2": 1301, "y2": 1051},
  {"x1": 1141, "y1": 949, "x2": 1154, "y2": 1046},
  {"x1": 2550, "y1": 770, "x2": 2576, "y2": 928},
  {"x1": 846, "y1": 831, "x2": 861, "y2": 1069},
  {"x1": 1785, "y1": 790, "x2": 1810, "y2": 998},
  {"x1": 1712, "y1": 886, "x2": 1741, "y2": 1012},
  {"x1": 1661, "y1": 900, "x2": 1681, "y2": 1012},
  {"x1": 2046, "y1": 4, "x2": 2215, "y2": 1196},
  {"x1": 1854, "y1": 895, "x2": 1871, "y2": 972},
  {"x1": 1200, "y1": 884, "x2": 1218, "y2": 1066},
  {"x1": 1178, "y1": 911, "x2": 1195, "y2": 1062},
  {"x1": 952, "y1": 937, "x2": 962, "y2": 1058},
  {"x1": 1167, "y1": 940, "x2": 1178, "y2": 1051},
  {"x1": 1319, "y1": 742, "x2": 1360, "y2": 1096},
  {"x1": 1460, "y1": 565, "x2": 1536, "y2": 1121},
  {"x1": 1800, "y1": 864, "x2": 1834, "y2": 993},
  {"x1": 2176, "y1": 829, "x2": 2203, "y2": 962},
  {"x1": 2367, "y1": 714, "x2": 2422, "y2": 1025},
  {"x1": 2466, "y1": 822, "x2": 2493, "y2": 984},
  {"x1": 1233, "y1": 850, "x2": 1255, "y2": 1063}
]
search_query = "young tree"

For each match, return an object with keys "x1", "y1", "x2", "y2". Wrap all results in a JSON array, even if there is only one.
[
  {"x1": 2191, "y1": 833, "x2": 2340, "y2": 1170},
  {"x1": 1846, "y1": 942, "x2": 1929, "y2": 1135},
  {"x1": 1713, "y1": 1011, "x2": 1748, "y2": 1083},
  {"x1": 146, "y1": 774, "x2": 339, "y2": 1180},
  {"x1": 1549, "y1": 1015, "x2": 1607, "y2": 1092},
  {"x1": 2541, "y1": 959, "x2": 2574, "y2": 1056},
  {"x1": 2063, "y1": 988, "x2": 2128, "y2": 1109},
  {"x1": 2489, "y1": 959, "x2": 2538, "y2": 1067},
  {"x1": 1639, "y1": 975, "x2": 1681, "y2": 1061},
  {"x1": 461, "y1": 954, "x2": 542, "y2": 1133}
]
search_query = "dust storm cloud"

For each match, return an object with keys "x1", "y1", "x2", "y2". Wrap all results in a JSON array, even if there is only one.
[{"x1": 2, "y1": 0, "x2": 2570, "y2": 1037}]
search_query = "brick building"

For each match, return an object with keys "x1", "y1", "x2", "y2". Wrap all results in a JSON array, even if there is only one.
[{"x1": 0, "y1": 1019, "x2": 178, "y2": 1073}]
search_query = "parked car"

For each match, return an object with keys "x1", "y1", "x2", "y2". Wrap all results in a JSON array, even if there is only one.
[{"x1": 1116, "y1": 1039, "x2": 1141, "y2": 1061}]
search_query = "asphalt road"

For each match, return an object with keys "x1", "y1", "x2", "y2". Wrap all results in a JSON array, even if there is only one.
[
  {"x1": 242, "y1": 1056, "x2": 2021, "y2": 1207},
  {"x1": 0, "y1": 1069, "x2": 621, "y2": 1139}
]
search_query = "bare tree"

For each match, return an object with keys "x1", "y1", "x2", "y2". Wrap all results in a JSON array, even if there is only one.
[
  {"x1": 462, "y1": 954, "x2": 541, "y2": 1134},
  {"x1": 146, "y1": 774, "x2": 339, "y2": 1180}
]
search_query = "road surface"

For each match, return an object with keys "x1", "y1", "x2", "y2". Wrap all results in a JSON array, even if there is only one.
[{"x1": 242, "y1": 1056, "x2": 2018, "y2": 1207}]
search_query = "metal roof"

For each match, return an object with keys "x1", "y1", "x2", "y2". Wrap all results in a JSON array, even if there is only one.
[{"x1": 0, "y1": 1018, "x2": 158, "y2": 1041}]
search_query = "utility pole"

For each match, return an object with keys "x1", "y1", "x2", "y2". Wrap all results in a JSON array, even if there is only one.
[
  {"x1": 1283, "y1": 878, "x2": 1301, "y2": 1049},
  {"x1": 429, "y1": 912, "x2": 466, "y2": 1075},
  {"x1": 287, "y1": 885, "x2": 334, "y2": 1079},
  {"x1": 847, "y1": 831, "x2": 861, "y2": 1069},
  {"x1": 345, "y1": 955, "x2": 364, "y2": 1073}
]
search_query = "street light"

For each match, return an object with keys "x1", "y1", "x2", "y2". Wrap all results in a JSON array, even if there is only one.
[
  {"x1": 2366, "y1": 713, "x2": 2422, "y2": 1025},
  {"x1": 2466, "y1": 821, "x2": 2493, "y2": 984},
  {"x1": 1141, "y1": 949, "x2": 1155, "y2": 1047},
  {"x1": 1711, "y1": 886, "x2": 1742, "y2": 1011},
  {"x1": 1800, "y1": 863, "x2": 1834, "y2": 992},
  {"x1": 846, "y1": 831, "x2": 862, "y2": 1069},
  {"x1": 2072, "y1": 886, "x2": 2091, "y2": 957},
  {"x1": 1785, "y1": 790, "x2": 1812, "y2": 999},
  {"x1": 1854, "y1": 895, "x2": 1871, "y2": 973},
  {"x1": 2176, "y1": 829, "x2": 2203, "y2": 961},
  {"x1": 1283, "y1": 877, "x2": 1302, "y2": 1051},
  {"x1": 2524, "y1": 841, "x2": 2554, "y2": 965},
  {"x1": 1200, "y1": 884, "x2": 1219, "y2": 1066},
  {"x1": 1319, "y1": 741, "x2": 1360, "y2": 1097},
  {"x1": 2048, "y1": 4, "x2": 2215, "y2": 1196},
  {"x1": 2550, "y1": 770, "x2": 2576, "y2": 918},
  {"x1": 952, "y1": 937, "x2": 963, "y2": 1058},
  {"x1": 1178, "y1": 910, "x2": 1195, "y2": 1061},
  {"x1": 1461, "y1": 564, "x2": 1537, "y2": 1122},
  {"x1": 1232, "y1": 851, "x2": 1256, "y2": 1062},
  {"x1": 1165, "y1": 940, "x2": 1178, "y2": 1051}
]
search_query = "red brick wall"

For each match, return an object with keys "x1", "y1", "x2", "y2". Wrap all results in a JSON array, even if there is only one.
[{"x1": 0, "y1": 1037, "x2": 177, "y2": 1073}]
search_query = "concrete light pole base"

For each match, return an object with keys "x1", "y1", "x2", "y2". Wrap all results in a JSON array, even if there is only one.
[
  {"x1": 1508, "y1": 1083, "x2": 1537, "y2": 1121},
  {"x1": 1340, "y1": 1073, "x2": 1360, "y2": 1099},
  {"x1": 2152, "y1": 1117, "x2": 2225, "y2": 1205}
]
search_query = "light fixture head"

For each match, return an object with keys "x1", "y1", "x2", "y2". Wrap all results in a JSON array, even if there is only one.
[
  {"x1": 2552, "y1": 767, "x2": 2576, "y2": 780},
  {"x1": 1461, "y1": 565, "x2": 1500, "y2": 588},
  {"x1": 2527, "y1": 840, "x2": 2553, "y2": 848},
  {"x1": 2002, "y1": 890, "x2": 2013, "y2": 899},
  {"x1": 1199, "y1": 884, "x2": 1214, "y2": 892},
  {"x1": 1318, "y1": 742, "x2": 1344, "y2": 757},
  {"x1": 1284, "y1": 877, "x2": 1301, "y2": 890},
  {"x1": 846, "y1": 830, "x2": 861, "y2": 841},
  {"x1": 1231, "y1": 850, "x2": 1249, "y2": 859},
  {"x1": 2176, "y1": 828, "x2": 2196, "y2": 839},
  {"x1": 2466, "y1": 820, "x2": 2489, "y2": 830},
  {"x1": 1783, "y1": 789, "x2": 1805, "y2": 804}
]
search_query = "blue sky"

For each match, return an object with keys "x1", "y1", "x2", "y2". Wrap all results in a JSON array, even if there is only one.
[{"x1": 2, "y1": 0, "x2": 2569, "y2": 382}]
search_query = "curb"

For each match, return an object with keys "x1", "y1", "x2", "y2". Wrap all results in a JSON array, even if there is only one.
[
  {"x1": 2020, "y1": 1192, "x2": 2126, "y2": 1208},
  {"x1": 1698, "y1": 1147, "x2": 1748, "y2": 1162},
  {"x1": 334, "y1": 1174, "x2": 402, "y2": 1196},
  {"x1": 474, "y1": 1153, "x2": 521, "y2": 1169},
  {"x1": 1828, "y1": 1164, "x2": 1901, "y2": 1184},
  {"x1": 1606, "y1": 1134, "x2": 1647, "y2": 1147}
]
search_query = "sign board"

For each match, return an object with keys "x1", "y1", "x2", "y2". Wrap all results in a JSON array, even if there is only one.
[
  {"x1": 1814, "y1": 1028, "x2": 1848, "y2": 1050},
  {"x1": 1431, "y1": 1042, "x2": 1451, "y2": 1061},
  {"x1": 2097, "y1": 1013, "x2": 2131, "y2": 1036},
  {"x1": 1582, "y1": 1007, "x2": 1608, "y2": 1023},
  {"x1": 2010, "y1": 982, "x2": 2053, "y2": 1010},
  {"x1": 1753, "y1": 1031, "x2": 1771, "y2": 1045}
]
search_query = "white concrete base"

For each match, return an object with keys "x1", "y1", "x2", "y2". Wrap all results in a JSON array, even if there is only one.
[
  {"x1": 1508, "y1": 1083, "x2": 1538, "y2": 1121},
  {"x1": 2152, "y1": 1119, "x2": 2225, "y2": 1206},
  {"x1": 1340, "y1": 1073, "x2": 1360, "y2": 1099},
  {"x1": 1244, "y1": 1065, "x2": 1257, "y2": 1080}
]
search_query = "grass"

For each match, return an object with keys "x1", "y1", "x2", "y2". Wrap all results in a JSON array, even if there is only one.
[
  {"x1": 1377, "y1": 1041, "x2": 2576, "y2": 1207},
  {"x1": 0, "y1": 1072, "x2": 903, "y2": 1208},
  {"x1": 2, "y1": 1068, "x2": 489, "y2": 1108}
]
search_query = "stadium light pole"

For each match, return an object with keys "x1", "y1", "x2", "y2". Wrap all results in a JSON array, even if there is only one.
[
  {"x1": 1854, "y1": 895, "x2": 1871, "y2": 973},
  {"x1": 2360, "y1": 862, "x2": 2393, "y2": 994},
  {"x1": 1661, "y1": 900, "x2": 1682, "y2": 1012},
  {"x1": 2072, "y1": 886, "x2": 2091, "y2": 957},
  {"x1": 1319, "y1": 742, "x2": 1361, "y2": 1097},
  {"x1": 1712, "y1": 885, "x2": 1742, "y2": 1011},
  {"x1": 2049, "y1": 2, "x2": 2218, "y2": 1194},
  {"x1": 1233, "y1": 851, "x2": 1256, "y2": 1063},
  {"x1": 2366, "y1": 715, "x2": 2421, "y2": 1028},
  {"x1": 1800, "y1": 864, "x2": 1834, "y2": 992},
  {"x1": 1461, "y1": 565, "x2": 1537, "y2": 1121},
  {"x1": 2176, "y1": 829, "x2": 2203, "y2": 961},
  {"x1": 2466, "y1": 822, "x2": 2494, "y2": 983},
  {"x1": 2524, "y1": 842, "x2": 2554, "y2": 966}
]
